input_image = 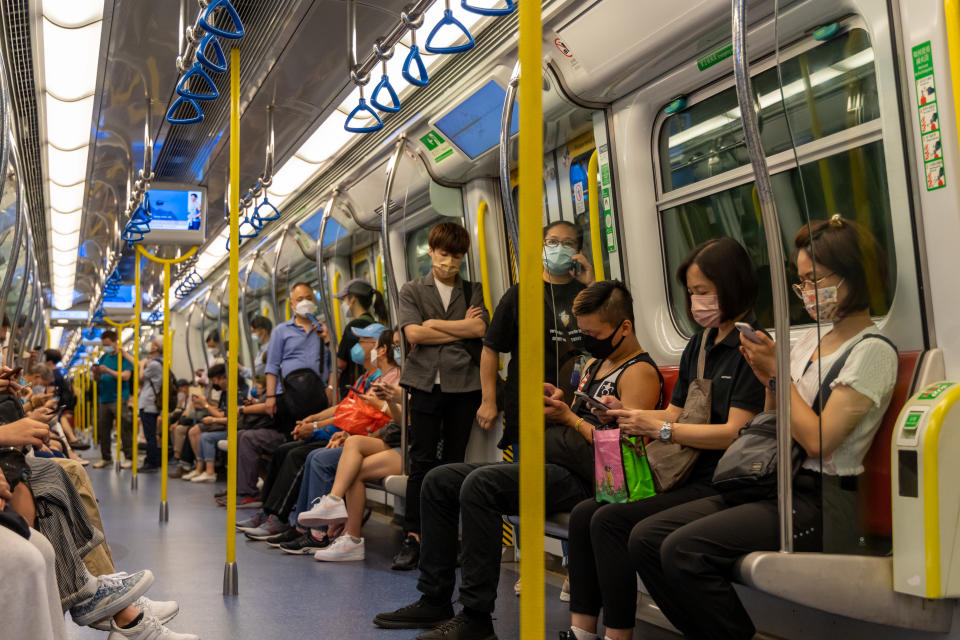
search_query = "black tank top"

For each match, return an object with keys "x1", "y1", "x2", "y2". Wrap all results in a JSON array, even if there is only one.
[{"x1": 574, "y1": 351, "x2": 662, "y2": 427}]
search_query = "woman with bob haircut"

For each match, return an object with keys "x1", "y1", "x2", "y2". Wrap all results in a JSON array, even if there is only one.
[
  {"x1": 561, "y1": 237, "x2": 766, "y2": 640},
  {"x1": 629, "y1": 215, "x2": 897, "y2": 640}
]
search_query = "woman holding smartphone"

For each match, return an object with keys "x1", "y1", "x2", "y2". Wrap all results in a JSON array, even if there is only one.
[{"x1": 562, "y1": 237, "x2": 766, "y2": 640}]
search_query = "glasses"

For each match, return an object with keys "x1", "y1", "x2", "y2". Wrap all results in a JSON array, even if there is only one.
[
  {"x1": 791, "y1": 272, "x2": 836, "y2": 299},
  {"x1": 544, "y1": 238, "x2": 578, "y2": 250}
]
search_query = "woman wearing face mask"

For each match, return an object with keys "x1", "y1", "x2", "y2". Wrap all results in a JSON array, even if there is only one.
[
  {"x1": 333, "y1": 278, "x2": 389, "y2": 400},
  {"x1": 628, "y1": 216, "x2": 897, "y2": 640},
  {"x1": 561, "y1": 237, "x2": 765, "y2": 640}
]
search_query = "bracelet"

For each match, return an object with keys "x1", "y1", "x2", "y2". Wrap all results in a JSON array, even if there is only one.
[{"x1": 573, "y1": 417, "x2": 585, "y2": 433}]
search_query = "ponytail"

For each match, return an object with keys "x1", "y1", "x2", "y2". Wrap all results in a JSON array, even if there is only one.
[{"x1": 356, "y1": 288, "x2": 390, "y2": 325}]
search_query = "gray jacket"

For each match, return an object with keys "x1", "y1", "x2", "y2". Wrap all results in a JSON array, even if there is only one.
[{"x1": 139, "y1": 357, "x2": 163, "y2": 412}]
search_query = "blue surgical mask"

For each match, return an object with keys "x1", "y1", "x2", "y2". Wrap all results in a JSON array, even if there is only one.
[
  {"x1": 350, "y1": 343, "x2": 366, "y2": 365},
  {"x1": 393, "y1": 346, "x2": 402, "y2": 364},
  {"x1": 251, "y1": 333, "x2": 261, "y2": 345},
  {"x1": 250, "y1": 386, "x2": 260, "y2": 399},
  {"x1": 103, "y1": 345, "x2": 115, "y2": 354},
  {"x1": 543, "y1": 245, "x2": 576, "y2": 275}
]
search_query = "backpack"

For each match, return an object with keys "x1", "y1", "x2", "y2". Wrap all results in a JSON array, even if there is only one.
[{"x1": 147, "y1": 359, "x2": 178, "y2": 413}]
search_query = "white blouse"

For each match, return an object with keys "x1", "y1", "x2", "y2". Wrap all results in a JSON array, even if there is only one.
[{"x1": 790, "y1": 325, "x2": 897, "y2": 476}]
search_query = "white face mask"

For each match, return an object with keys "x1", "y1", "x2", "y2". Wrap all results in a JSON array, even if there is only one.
[
  {"x1": 370, "y1": 348, "x2": 378, "y2": 366},
  {"x1": 209, "y1": 388, "x2": 222, "y2": 403},
  {"x1": 340, "y1": 299, "x2": 351, "y2": 319},
  {"x1": 295, "y1": 299, "x2": 317, "y2": 317}
]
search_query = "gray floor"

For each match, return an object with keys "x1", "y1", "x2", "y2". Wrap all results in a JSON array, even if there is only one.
[{"x1": 65, "y1": 462, "x2": 573, "y2": 640}]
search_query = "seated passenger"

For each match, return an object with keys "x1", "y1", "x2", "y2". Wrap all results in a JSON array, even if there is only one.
[
  {"x1": 291, "y1": 328, "x2": 405, "y2": 559},
  {"x1": 562, "y1": 237, "x2": 765, "y2": 640},
  {"x1": 373, "y1": 281, "x2": 662, "y2": 639},
  {"x1": 630, "y1": 215, "x2": 897, "y2": 640},
  {"x1": 183, "y1": 364, "x2": 246, "y2": 483},
  {"x1": 238, "y1": 323, "x2": 389, "y2": 543}
]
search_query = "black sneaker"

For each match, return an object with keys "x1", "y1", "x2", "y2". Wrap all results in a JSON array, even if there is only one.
[
  {"x1": 558, "y1": 632, "x2": 576, "y2": 640},
  {"x1": 139, "y1": 465, "x2": 160, "y2": 473},
  {"x1": 391, "y1": 534, "x2": 420, "y2": 571},
  {"x1": 373, "y1": 597, "x2": 454, "y2": 629},
  {"x1": 264, "y1": 527, "x2": 301, "y2": 547},
  {"x1": 415, "y1": 612, "x2": 497, "y2": 639},
  {"x1": 279, "y1": 531, "x2": 330, "y2": 554},
  {"x1": 214, "y1": 489, "x2": 228, "y2": 498}
]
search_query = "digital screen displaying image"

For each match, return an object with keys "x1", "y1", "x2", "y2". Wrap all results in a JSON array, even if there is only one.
[
  {"x1": 434, "y1": 80, "x2": 519, "y2": 159},
  {"x1": 102, "y1": 284, "x2": 135, "y2": 309},
  {"x1": 148, "y1": 189, "x2": 203, "y2": 231}
]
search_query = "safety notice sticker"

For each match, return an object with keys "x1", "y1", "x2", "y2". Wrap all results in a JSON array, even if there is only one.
[{"x1": 912, "y1": 42, "x2": 945, "y2": 191}]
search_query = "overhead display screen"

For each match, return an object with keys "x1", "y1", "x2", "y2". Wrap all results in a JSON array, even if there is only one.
[
  {"x1": 149, "y1": 188, "x2": 204, "y2": 230},
  {"x1": 433, "y1": 80, "x2": 519, "y2": 159},
  {"x1": 102, "y1": 284, "x2": 135, "y2": 309}
]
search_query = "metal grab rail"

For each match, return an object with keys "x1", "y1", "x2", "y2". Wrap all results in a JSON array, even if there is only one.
[
  {"x1": 498, "y1": 61, "x2": 521, "y2": 267},
  {"x1": 316, "y1": 192, "x2": 340, "y2": 402},
  {"x1": 349, "y1": 0, "x2": 435, "y2": 86},
  {"x1": 586, "y1": 149, "x2": 605, "y2": 281},
  {"x1": 731, "y1": 0, "x2": 794, "y2": 552}
]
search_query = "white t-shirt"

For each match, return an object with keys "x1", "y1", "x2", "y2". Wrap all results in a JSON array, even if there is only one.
[
  {"x1": 433, "y1": 280, "x2": 455, "y2": 385},
  {"x1": 791, "y1": 325, "x2": 897, "y2": 475}
]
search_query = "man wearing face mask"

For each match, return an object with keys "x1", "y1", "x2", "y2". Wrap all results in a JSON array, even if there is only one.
[
  {"x1": 91, "y1": 330, "x2": 134, "y2": 470},
  {"x1": 478, "y1": 221, "x2": 594, "y2": 453},
  {"x1": 393, "y1": 221, "x2": 488, "y2": 571},
  {"x1": 264, "y1": 282, "x2": 330, "y2": 437},
  {"x1": 333, "y1": 278, "x2": 389, "y2": 399},
  {"x1": 248, "y1": 316, "x2": 272, "y2": 378}
]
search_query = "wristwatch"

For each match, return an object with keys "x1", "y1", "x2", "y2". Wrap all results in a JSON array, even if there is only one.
[
  {"x1": 658, "y1": 421, "x2": 673, "y2": 443},
  {"x1": 768, "y1": 376, "x2": 776, "y2": 391}
]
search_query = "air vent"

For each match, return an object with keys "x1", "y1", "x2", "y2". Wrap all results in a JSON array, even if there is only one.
[
  {"x1": 1, "y1": 0, "x2": 50, "y2": 285},
  {"x1": 152, "y1": 0, "x2": 302, "y2": 182}
]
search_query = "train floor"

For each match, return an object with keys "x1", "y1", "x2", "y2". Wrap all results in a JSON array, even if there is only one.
[{"x1": 65, "y1": 454, "x2": 585, "y2": 640}]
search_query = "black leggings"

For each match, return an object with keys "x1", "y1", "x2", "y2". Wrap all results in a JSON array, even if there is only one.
[{"x1": 567, "y1": 480, "x2": 719, "y2": 629}]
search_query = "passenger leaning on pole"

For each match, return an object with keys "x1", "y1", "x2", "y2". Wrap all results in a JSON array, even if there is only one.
[
  {"x1": 394, "y1": 221, "x2": 489, "y2": 571},
  {"x1": 91, "y1": 329, "x2": 135, "y2": 470}
]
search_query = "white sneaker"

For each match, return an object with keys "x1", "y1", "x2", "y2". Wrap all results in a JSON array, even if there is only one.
[
  {"x1": 107, "y1": 614, "x2": 199, "y2": 639},
  {"x1": 190, "y1": 472, "x2": 217, "y2": 483},
  {"x1": 560, "y1": 576, "x2": 570, "y2": 602},
  {"x1": 313, "y1": 535, "x2": 364, "y2": 562},
  {"x1": 121, "y1": 459, "x2": 133, "y2": 469},
  {"x1": 216, "y1": 439, "x2": 228, "y2": 452},
  {"x1": 91, "y1": 593, "x2": 179, "y2": 631},
  {"x1": 297, "y1": 494, "x2": 348, "y2": 527},
  {"x1": 181, "y1": 469, "x2": 200, "y2": 481}
]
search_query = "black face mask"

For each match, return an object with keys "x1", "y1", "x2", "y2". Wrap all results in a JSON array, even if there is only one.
[
  {"x1": 211, "y1": 384, "x2": 222, "y2": 391},
  {"x1": 581, "y1": 321, "x2": 625, "y2": 361}
]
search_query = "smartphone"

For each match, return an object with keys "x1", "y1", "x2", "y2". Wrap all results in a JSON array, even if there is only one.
[
  {"x1": 571, "y1": 260, "x2": 584, "y2": 276},
  {"x1": 1, "y1": 366, "x2": 23, "y2": 379},
  {"x1": 735, "y1": 322, "x2": 763, "y2": 344},
  {"x1": 574, "y1": 391, "x2": 608, "y2": 412}
]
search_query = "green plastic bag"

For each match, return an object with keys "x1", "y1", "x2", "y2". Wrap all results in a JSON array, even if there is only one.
[{"x1": 594, "y1": 428, "x2": 657, "y2": 504}]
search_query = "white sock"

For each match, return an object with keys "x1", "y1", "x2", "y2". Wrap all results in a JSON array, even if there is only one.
[
  {"x1": 570, "y1": 626, "x2": 597, "y2": 640},
  {"x1": 327, "y1": 494, "x2": 342, "y2": 503}
]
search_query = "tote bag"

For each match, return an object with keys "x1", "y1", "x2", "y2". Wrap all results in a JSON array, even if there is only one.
[{"x1": 594, "y1": 427, "x2": 656, "y2": 503}]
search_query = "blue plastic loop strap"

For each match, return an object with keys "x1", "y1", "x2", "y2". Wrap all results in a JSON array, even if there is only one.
[
  {"x1": 402, "y1": 45, "x2": 429, "y2": 87},
  {"x1": 344, "y1": 97, "x2": 384, "y2": 133},
  {"x1": 424, "y1": 9, "x2": 476, "y2": 54},
  {"x1": 255, "y1": 197, "x2": 280, "y2": 221},
  {"x1": 196, "y1": 33, "x2": 227, "y2": 73},
  {"x1": 177, "y1": 63, "x2": 220, "y2": 101},
  {"x1": 238, "y1": 218, "x2": 259, "y2": 240},
  {"x1": 166, "y1": 96, "x2": 204, "y2": 124},
  {"x1": 198, "y1": 0, "x2": 244, "y2": 40},
  {"x1": 370, "y1": 74, "x2": 401, "y2": 113},
  {"x1": 460, "y1": 0, "x2": 515, "y2": 15}
]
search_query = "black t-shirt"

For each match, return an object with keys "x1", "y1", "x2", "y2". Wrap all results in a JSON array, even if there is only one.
[
  {"x1": 483, "y1": 280, "x2": 586, "y2": 448},
  {"x1": 337, "y1": 314, "x2": 374, "y2": 397},
  {"x1": 670, "y1": 323, "x2": 766, "y2": 477}
]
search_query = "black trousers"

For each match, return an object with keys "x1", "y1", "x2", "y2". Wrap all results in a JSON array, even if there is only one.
[
  {"x1": 629, "y1": 484, "x2": 820, "y2": 640},
  {"x1": 404, "y1": 387, "x2": 481, "y2": 534},
  {"x1": 260, "y1": 440, "x2": 325, "y2": 518},
  {"x1": 417, "y1": 461, "x2": 589, "y2": 613},
  {"x1": 97, "y1": 402, "x2": 132, "y2": 462},
  {"x1": 567, "y1": 480, "x2": 719, "y2": 629}
]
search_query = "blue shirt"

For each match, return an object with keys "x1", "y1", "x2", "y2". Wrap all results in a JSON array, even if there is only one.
[
  {"x1": 265, "y1": 319, "x2": 323, "y2": 394},
  {"x1": 97, "y1": 353, "x2": 133, "y2": 403}
]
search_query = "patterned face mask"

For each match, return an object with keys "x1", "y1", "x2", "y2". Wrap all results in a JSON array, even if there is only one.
[{"x1": 801, "y1": 280, "x2": 843, "y2": 322}]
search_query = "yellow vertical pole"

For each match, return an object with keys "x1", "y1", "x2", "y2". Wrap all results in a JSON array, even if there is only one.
[
  {"x1": 131, "y1": 255, "x2": 141, "y2": 487},
  {"x1": 332, "y1": 271, "x2": 342, "y2": 340},
  {"x1": 518, "y1": 1, "x2": 544, "y2": 638},
  {"x1": 115, "y1": 331, "x2": 123, "y2": 472},
  {"x1": 78, "y1": 370, "x2": 85, "y2": 434},
  {"x1": 946, "y1": 0, "x2": 960, "y2": 163},
  {"x1": 587, "y1": 149, "x2": 605, "y2": 281},
  {"x1": 92, "y1": 376, "x2": 97, "y2": 441},
  {"x1": 224, "y1": 46, "x2": 241, "y2": 595},
  {"x1": 476, "y1": 201, "x2": 493, "y2": 314}
]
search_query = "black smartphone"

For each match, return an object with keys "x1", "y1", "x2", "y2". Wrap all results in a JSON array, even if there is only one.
[
  {"x1": 571, "y1": 260, "x2": 585, "y2": 276},
  {"x1": 574, "y1": 390, "x2": 608, "y2": 412}
]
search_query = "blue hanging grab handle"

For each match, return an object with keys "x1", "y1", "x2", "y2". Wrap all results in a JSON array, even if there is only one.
[
  {"x1": 177, "y1": 63, "x2": 220, "y2": 101},
  {"x1": 344, "y1": 93, "x2": 384, "y2": 134},
  {"x1": 424, "y1": 9, "x2": 476, "y2": 54},
  {"x1": 254, "y1": 196, "x2": 280, "y2": 221},
  {"x1": 196, "y1": 33, "x2": 228, "y2": 73},
  {"x1": 402, "y1": 44, "x2": 429, "y2": 87},
  {"x1": 460, "y1": 0, "x2": 515, "y2": 15},
  {"x1": 166, "y1": 96, "x2": 204, "y2": 124},
  {"x1": 198, "y1": 0, "x2": 244, "y2": 40},
  {"x1": 370, "y1": 73, "x2": 401, "y2": 113}
]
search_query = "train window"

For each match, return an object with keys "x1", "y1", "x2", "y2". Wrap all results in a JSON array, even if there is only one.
[{"x1": 659, "y1": 28, "x2": 878, "y2": 192}]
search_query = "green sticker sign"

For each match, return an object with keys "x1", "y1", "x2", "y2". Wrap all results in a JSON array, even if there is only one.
[
  {"x1": 911, "y1": 42, "x2": 946, "y2": 191},
  {"x1": 903, "y1": 411, "x2": 922, "y2": 431},
  {"x1": 420, "y1": 130, "x2": 445, "y2": 150},
  {"x1": 919, "y1": 381, "x2": 955, "y2": 400},
  {"x1": 697, "y1": 43, "x2": 732, "y2": 72}
]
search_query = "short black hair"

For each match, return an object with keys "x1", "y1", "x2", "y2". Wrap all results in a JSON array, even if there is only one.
[
  {"x1": 543, "y1": 220, "x2": 583, "y2": 250},
  {"x1": 428, "y1": 222, "x2": 470, "y2": 255},
  {"x1": 205, "y1": 330, "x2": 220, "y2": 344},
  {"x1": 677, "y1": 237, "x2": 757, "y2": 323},
  {"x1": 378, "y1": 327, "x2": 398, "y2": 366},
  {"x1": 572, "y1": 280, "x2": 635, "y2": 327},
  {"x1": 250, "y1": 316, "x2": 272, "y2": 333},
  {"x1": 43, "y1": 349, "x2": 62, "y2": 364},
  {"x1": 207, "y1": 363, "x2": 226, "y2": 379},
  {"x1": 101, "y1": 329, "x2": 117, "y2": 342},
  {"x1": 289, "y1": 281, "x2": 314, "y2": 297}
]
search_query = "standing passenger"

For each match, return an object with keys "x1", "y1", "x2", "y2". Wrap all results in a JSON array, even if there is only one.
[
  {"x1": 138, "y1": 337, "x2": 164, "y2": 473},
  {"x1": 334, "y1": 278, "x2": 389, "y2": 398},
  {"x1": 394, "y1": 221, "x2": 488, "y2": 571},
  {"x1": 91, "y1": 330, "x2": 134, "y2": 470}
]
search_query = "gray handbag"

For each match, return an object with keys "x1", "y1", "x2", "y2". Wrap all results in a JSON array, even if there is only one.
[{"x1": 645, "y1": 331, "x2": 710, "y2": 491}]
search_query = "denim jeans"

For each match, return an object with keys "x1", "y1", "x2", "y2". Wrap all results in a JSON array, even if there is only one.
[
  {"x1": 198, "y1": 430, "x2": 227, "y2": 462},
  {"x1": 288, "y1": 446, "x2": 343, "y2": 526}
]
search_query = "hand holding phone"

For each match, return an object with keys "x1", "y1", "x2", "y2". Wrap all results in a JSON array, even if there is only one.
[
  {"x1": 575, "y1": 390, "x2": 609, "y2": 413},
  {"x1": 735, "y1": 322, "x2": 763, "y2": 344}
]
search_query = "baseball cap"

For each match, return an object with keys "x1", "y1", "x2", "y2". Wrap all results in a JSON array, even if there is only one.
[
  {"x1": 351, "y1": 323, "x2": 388, "y2": 339},
  {"x1": 333, "y1": 278, "x2": 374, "y2": 299}
]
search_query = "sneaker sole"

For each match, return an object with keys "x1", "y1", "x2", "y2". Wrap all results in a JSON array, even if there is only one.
[
  {"x1": 88, "y1": 601, "x2": 178, "y2": 631},
  {"x1": 297, "y1": 512, "x2": 347, "y2": 528},
  {"x1": 72, "y1": 571, "x2": 156, "y2": 626},
  {"x1": 313, "y1": 553, "x2": 364, "y2": 562},
  {"x1": 237, "y1": 502, "x2": 263, "y2": 510},
  {"x1": 372, "y1": 616, "x2": 449, "y2": 630},
  {"x1": 280, "y1": 545, "x2": 325, "y2": 555},
  {"x1": 235, "y1": 524, "x2": 264, "y2": 532},
  {"x1": 265, "y1": 536, "x2": 298, "y2": 548},
  {"x1": 244, "y1": 531, "x2": 287, "y2": 541}
]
